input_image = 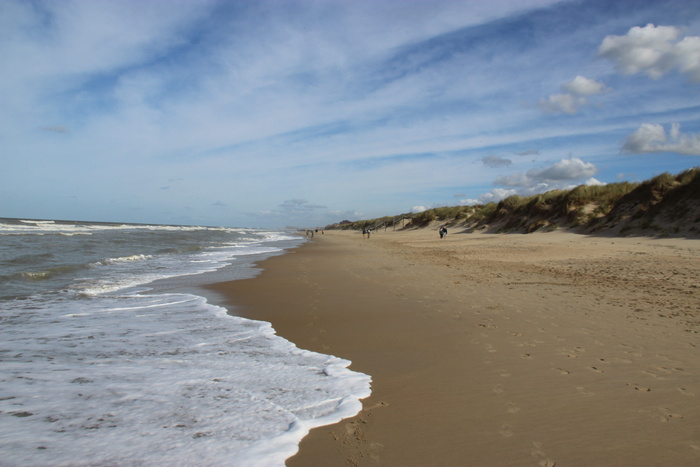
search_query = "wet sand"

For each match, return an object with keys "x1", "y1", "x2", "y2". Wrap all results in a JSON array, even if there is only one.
[{"x1": 208, "y1": 228, "x2": 700, "y2": 466}]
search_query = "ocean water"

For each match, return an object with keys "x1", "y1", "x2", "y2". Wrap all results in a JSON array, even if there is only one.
[{"x1": 0, "y1": 218, "x2": 371, "y2": 466}]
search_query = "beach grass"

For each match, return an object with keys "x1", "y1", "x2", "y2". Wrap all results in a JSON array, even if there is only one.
[{"x1": 327, "y1": 167, "x2": 700, "y2": 238}]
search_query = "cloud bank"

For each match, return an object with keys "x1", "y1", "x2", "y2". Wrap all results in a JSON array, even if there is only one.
[
  {"x1": 623, "y1": 123, "x2": 700, "y2": 155},
  {"x1": 599, "y1": 23, "x2": 700, "y2": 82},
  {"x1": 496, "y1": 157, "x2": 598, "y2": 187},
  {"x1": 540, "y1": 76, "x2": 609, "y2": 114}
]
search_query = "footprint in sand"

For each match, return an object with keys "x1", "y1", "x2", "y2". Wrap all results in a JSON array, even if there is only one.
[
  {"x1": 576, "y1": 386, "x2": 595, "y2": 396},
  {"x1": 522, "y1": 353, "x2": 534, "y2": 360},
  {"x1": 678, "y1": 387, "x2": 695, "y2": 396},
  {"x1": 368, "y1": 442, "x2": 384, "y2": 461},
  {"x1": 499, "y1": 370, "x2": 512, "y2": 378},
  {"x1": 492, "y1": 384, "x2": 505, "y2": 394},
  {"x1": 554, "y1": 368, "x2": 570, "y2": 375},
  {"x1": 587, "y1": 366, "x2": 604, "y2": 374},
  {"x1": 658, "y1": 407, "x2": 683, "y2": 422},
  {"x1": 531, "y1": 442, "x2": 556, "y2": 467},
  {"x1": 626, "y1": 383, "x2": 651, "y2": 392},
  {"x1": 345, "y1": 420, "x2": 365, "y2": 441},
  {"x1": 498, "y1": 424, "x2": 514, "y2": 438},
  {"x1": 507, "y1": 401, "x2": 521, "y2": 413},
  {"x1": 365, "y1": 401, "x2": 389, "y2": 410}
]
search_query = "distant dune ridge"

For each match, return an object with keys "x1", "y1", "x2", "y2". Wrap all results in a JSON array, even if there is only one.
[{"x1": 328, "y1": 167, "x2": 700, "y2": 238}]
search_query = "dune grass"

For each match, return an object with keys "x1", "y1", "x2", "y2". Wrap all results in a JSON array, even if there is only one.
[{"x1": 326, "y1": 167, "x2": 700, "y2": 238}]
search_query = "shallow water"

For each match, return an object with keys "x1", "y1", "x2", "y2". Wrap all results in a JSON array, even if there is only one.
[{"x1": 0, "y1": 218, "x2": 370, "y2": 466}]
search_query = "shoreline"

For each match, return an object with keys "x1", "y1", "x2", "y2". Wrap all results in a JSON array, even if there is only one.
[{"x1": 207, "y1": 229, "x2": 700, "y2": 466}]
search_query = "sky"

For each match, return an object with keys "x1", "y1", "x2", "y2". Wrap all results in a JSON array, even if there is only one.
[{"x1": 1, "y1": 0, "x2": 699, "y2": 228}]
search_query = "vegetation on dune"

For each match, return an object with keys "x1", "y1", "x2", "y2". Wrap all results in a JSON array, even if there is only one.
[{"x1": 325, "y1": 167, "x2": 700, "y2": 238}]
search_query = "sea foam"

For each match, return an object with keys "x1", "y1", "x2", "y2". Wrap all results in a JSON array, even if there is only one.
[
  {"x1": 0, "y1": 219, "x2": 371, "y2": 466},
  {"x1": 0, "y1": 292, "x2": 371, "y2": 466}
]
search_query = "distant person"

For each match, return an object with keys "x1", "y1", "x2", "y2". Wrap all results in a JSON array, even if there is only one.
[
  {"x1": 362, "y1": 228, "x2": 367, "y2": 238},
  {"x1": 366, "y1": 229, "x2": 371, "y2": 239},
  {"x1": 439, "y1": 226, "x2": 447, "y2": 239}
]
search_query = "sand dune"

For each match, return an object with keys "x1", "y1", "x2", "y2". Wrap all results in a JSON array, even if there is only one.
[{"x1": 209, "y1": 228, "x2": 700, "y2": 466}]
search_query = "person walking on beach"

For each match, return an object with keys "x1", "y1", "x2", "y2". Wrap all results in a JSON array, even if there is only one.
[{"x1": 439, "y1": 226, "x2": 447, "y2": 239}]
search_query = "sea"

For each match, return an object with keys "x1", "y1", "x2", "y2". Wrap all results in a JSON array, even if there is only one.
[{"x1": 0, "y1": 218, "x2": 371, "y2": 466}]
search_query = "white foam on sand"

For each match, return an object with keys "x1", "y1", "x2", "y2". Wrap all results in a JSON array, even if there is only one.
[{"x1": 0, "y1": 292, "x2": 371, "y2": 466}]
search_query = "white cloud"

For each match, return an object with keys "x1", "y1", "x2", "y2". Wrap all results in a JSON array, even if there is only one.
[
  {"x1": 584, "y1": 177, "x2": 606, "y2": 186},
  {"x1": 474, "y1": 188, "x2": 518, "y2": 204},
  {"x1": 676, "y1": 36, "x2": 700, "y2": 82},
  {"x1": 527, "y1": 157, "x2": 598, "y2": 182},
  {"x1": 622, "y1": 122, "x2": 700, "y2": 155},
  {"x1": 411, "y1": 206, "x2": 429, "y2": 213},
  {"x1": 494, "y1": 172, "x2": 535, "y2": 187},
  {"x1": 562, "y1": 75, "x2": 610, "y2": 96},
  {"x1": 495, "y1": 158, "x2": 597, "y2": 187},
  {"x1": 540, "y1": 76, "x2": 608, "y2": 114},
  {"x1": 599, "y1": 23, "x2": 700, "y2": 82},
  {"x1": 459, "y1": 199, "x2": 479, "y2": 205},
  {"x1": 459, "y1": 190, "x2": 511, "y2": 206}
]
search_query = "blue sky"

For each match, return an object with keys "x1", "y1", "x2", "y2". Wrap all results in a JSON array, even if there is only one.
[{"x1": 1, "y1": 0, "x2": 699, "y2": 228}]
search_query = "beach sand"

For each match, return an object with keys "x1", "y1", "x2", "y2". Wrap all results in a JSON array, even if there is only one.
[{"x1": 208, "y1": 228, "x2": 700, "y2": 466}]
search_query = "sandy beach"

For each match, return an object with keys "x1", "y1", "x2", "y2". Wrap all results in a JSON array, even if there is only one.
[{"x1": 208, "y1": 228, "x2": 700, "y2": 466}]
